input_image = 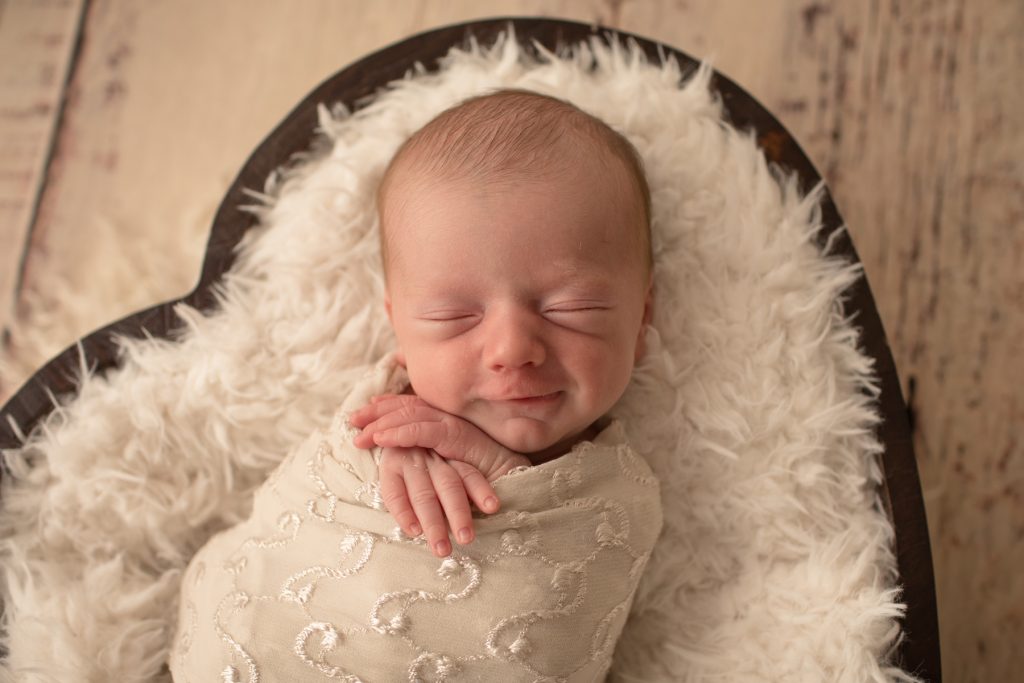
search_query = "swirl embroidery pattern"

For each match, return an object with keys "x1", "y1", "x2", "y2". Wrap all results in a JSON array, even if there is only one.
[{"x1": 170, "y1": 373, "x2": 661, "y2": 683}]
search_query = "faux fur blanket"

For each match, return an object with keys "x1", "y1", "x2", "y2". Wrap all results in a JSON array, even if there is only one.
[
  {"x1": 170, "y1": 355, "x2": 662, "y2": 681},
  {"x1": 0, "y1": 32, "x2": 913, "y2": 682}
]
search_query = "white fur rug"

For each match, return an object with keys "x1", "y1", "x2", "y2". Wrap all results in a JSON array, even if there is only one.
[{"x1": 0, "y1": 33, "x2": 915, "y2": 682}]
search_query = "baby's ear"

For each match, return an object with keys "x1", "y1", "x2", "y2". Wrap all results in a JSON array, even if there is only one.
[
  {"x1": 384, "y1": 295, "x2": 406, "y2": 367},
  {"x1": 634, "y1": 277, "x2": 654, "y2": 364}
]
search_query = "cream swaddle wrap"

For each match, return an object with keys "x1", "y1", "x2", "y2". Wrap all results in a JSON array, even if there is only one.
[{"x1": 170, "y1": 356, "x2": 662, "y2": 682}]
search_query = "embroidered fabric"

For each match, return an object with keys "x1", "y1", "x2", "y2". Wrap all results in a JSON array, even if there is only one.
[{"x1": 169, "y1": 356, "x2": 662, "y2": 682}]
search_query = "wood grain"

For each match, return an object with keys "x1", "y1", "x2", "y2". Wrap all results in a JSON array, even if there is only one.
[
  {"x1": 1, "y1": 0, "x2": 1021, "y2": 679},
  {"x1": 697, "y1": 4, "x2": 1022, "y2": 679},
  {"x1": 0, "y1": 0, "x2": 82, "y2": 350}
]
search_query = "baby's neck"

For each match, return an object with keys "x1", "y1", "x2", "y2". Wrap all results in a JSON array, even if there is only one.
[{"x1": 526, "y1": 417, "x2": 610, "y2": 465}]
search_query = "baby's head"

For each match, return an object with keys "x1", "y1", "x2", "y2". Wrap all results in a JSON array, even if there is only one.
[{"x1": 377, "y1": 89, "x2": 652, "y2": 459}]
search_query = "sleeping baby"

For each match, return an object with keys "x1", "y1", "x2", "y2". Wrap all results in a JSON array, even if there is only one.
[{"x1": 170, "y1": 89, "x2": 663, "y2": 682}]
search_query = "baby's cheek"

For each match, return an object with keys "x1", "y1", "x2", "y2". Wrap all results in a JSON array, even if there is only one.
[
  {"x1": 578, "y1": 348, "x2": 632, "y2": 413},
  {"x1": 406, "y1": 353, "x2": 466, "y2": 412}
]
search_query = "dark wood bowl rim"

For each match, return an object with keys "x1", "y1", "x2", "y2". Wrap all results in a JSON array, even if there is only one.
[{"x1": 0, "y1": 16, "x2": 939, "y2": 680}]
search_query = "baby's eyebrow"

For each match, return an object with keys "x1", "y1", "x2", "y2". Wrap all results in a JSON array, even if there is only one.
[{"x1": 553, "y1": 268, "x2": 616, "y2": 291}]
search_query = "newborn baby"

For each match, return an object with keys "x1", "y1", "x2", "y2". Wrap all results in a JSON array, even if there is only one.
[{"x1": 170, "y1": 90, "x2": 662, "y2": 682}]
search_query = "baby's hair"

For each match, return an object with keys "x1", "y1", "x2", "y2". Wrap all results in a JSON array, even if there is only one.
[{"x1": 377, "y1": 89, "x2": 652, "y2": 276}]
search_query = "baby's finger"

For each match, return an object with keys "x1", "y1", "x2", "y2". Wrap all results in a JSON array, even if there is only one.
[
  {"x1": 366, "y1": 395, "x2": 419, "y2": 413},
  {"x1": 370, "y1": 393, "x2": 416, "y2": 405},
  {"x1": 426, "y1": 458, "x2": 475, "y2": 546},
  {"x1": 403, "y1": 454, "x2": 452, "y2": 558},
  {"x1": 351, "y1": 395, "x2": 425, "y2": 427},
  {"x1": 370, "y1": 421, "x2": 450, "y2": 452},
  {"x1": 447, "y1": 460, "x2": 501, "y2": 515},
  {"x1": 352, "y1": 404, "x2": 440, "y2": 449},
  {"x1": 351, "y1": 402, "x2": 441, "y2": 440},
  {"x1": 378, "y1": 452, "x2": 422, "y2": 538}
]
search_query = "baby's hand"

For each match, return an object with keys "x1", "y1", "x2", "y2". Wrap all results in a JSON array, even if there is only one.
[
  {"x1": 376, "y1": 446, "x2": 501, "y2": 557},
  {"x1": 350, "y1": 395, "x2": 530, "y2": 557},
  {"x1": 350, "y1": 395, "x2": 530, "y2": 481}
]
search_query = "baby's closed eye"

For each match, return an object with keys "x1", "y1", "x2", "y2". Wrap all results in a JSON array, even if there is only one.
[
  {"x1": 543, "y1": 301, "x2": 611, "y2": 313},
  {"x1": 542, "y1": 301, "x2": 613, "y2": 328},
  {"x1": 418, "y1": 310, "x2": 480, "y2": 322},
  {"x1": 414, "y1": 310, "x2": 482, "y2": 338}
]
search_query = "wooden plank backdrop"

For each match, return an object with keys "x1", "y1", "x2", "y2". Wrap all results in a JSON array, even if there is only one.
[{"x1": 0, "y1": 0, "x2": 1020, "y2": 679}]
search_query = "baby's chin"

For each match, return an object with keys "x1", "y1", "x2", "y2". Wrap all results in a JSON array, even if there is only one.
[
  {"x1": 486, "y1": 430, "x2": 551, "y2": 455},
  {"x1": 484, "y1": 420, "x2": 595, "y2": 464}
]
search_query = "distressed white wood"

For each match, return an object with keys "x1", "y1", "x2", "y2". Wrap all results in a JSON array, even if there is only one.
[
  {"x1": 1, "y1": 0, "x2": 1021, "y2": 678},
  {"x1": 0, "y1": 0, "x2": 82, "y2": 349}
]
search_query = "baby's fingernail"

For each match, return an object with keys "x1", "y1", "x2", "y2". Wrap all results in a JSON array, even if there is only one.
[
  {"x1": 409, "y1": 522, "x2": 422, "y2": 536},
  {"x1": 434, "y1": 539, "x2": 451, "y2": 556},
  {"x1": 457, "y1": 528, "x2": 472, "y2": 544},
  {"x1": 483, "y1": 497, "x2": 499, "y2": 513}
]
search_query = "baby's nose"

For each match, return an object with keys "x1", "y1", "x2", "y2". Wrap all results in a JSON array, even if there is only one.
[{"x1": 483, "y1": 307, "x2": 546, "y2": 371}]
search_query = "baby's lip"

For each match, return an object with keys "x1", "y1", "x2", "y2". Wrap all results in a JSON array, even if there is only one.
[{"x1": 488, "y1": 390, "x2": 562, "y2": 403}]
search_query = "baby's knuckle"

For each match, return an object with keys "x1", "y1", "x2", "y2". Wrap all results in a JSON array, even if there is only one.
[
  {"x1": 455, "y1": 463, "x2": 484, "y2": 481},
  {"x1": 381, "y1": 488, "x2": 408, "y2": 509},
  {"x1": 409, "y1": 489, "x2": 438, "y2": 506},
  {"x1": 400, "y1": 423, "x2": 423, "y2": 444},
  {"x1": 434, "y1": 477, "x2": 466, "y2": 496}
]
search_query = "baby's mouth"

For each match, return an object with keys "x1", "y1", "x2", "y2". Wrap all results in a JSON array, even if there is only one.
[{"x1": 492, "y1": 391, "x2": 562, "y2": 406}]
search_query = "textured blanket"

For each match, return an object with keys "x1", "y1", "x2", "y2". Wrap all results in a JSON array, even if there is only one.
[
  {"x1": 169, "y1": 356, "x2": 661, "y2": 682},
  {"x1": 0, "y1": 32, "x2": 913, "y2": 682}
]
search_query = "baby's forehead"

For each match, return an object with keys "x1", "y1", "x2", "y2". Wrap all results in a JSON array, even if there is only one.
[
  {"x1": 386, "y1": 128, "x2": 636, "y2": 206},
  {"x1": 388, "y1": 128, "x2": 607, "y2": 186},
  {"x1": 378, "y1": 90, "x2": 651, "y2": 276},
  {"x1": 387, "y1": 163, "x2": 638, "y2": 235}
]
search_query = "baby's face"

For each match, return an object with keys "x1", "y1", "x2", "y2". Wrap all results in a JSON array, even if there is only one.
[{"x1": 383, "y1": 164, "x2": 651, "y2": 457}]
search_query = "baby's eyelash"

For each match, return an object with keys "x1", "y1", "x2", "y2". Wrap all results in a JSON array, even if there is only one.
[
  {"x1": 418, "y1": 312, "x2": 478, "y2": 322},
  {"x1": 544, "y1": 303, "x2": 610, "y2": 313}
]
